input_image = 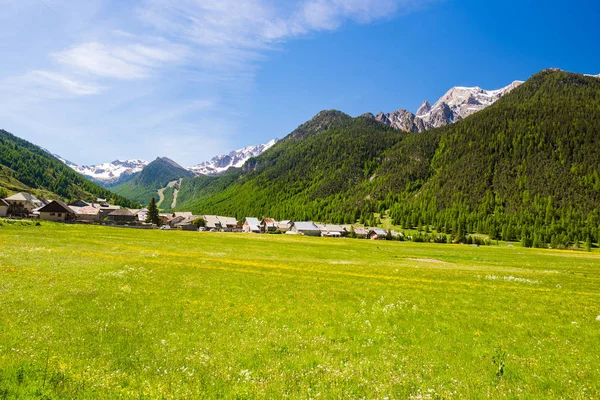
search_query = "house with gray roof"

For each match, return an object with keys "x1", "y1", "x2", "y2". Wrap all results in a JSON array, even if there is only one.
[
  {"x1": 4, "y1": 192, "x2": 44, "y2": 215},
  {"x1": 174, "y1": 215, "x2": 202, "y2": 231},
  {"x1": 202, "y1": 215, "x2": 222, "y2": 230},
  {"x1": 217, "y1": 216, "x2": 240, "y2": 232},
  {"x1": 318, "y1": 224, "x2": 348, "y2": 237},
  {"x1": 369, "y1": 228, "x2": 388, "y2": 240},
  {"x1": 243, "y1": 217, "x2": 261, "y2": 233},
  {"x1": 106, "y1": 209, "x2": 136, "y2": 223},
  {"x1": 277, "y1": 220, "x2": 293, "y2": 233},
  {"x1": 290, "y1": 222, "x2": 321, "y2": 236},
  {"x1": 72, "y1": 205, "x2": 101, "y2": 222}
]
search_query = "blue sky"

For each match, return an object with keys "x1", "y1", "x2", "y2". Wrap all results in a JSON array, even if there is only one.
[{"x1": 0, "y1": 0, "x2": 599, "y2": 166}]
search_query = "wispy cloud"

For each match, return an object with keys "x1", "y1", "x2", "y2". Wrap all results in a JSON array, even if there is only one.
[
  {"x1": 54, "y1": 40, "x2": 189, "y2": 80},
  {"x1": 29, "y1": 70, "x2": 105, "y2": 96}
]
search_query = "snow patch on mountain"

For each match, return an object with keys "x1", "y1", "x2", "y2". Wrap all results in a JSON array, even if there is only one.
[{"x1": 187, "y1": 139, "x2": 279, "y2": 176}]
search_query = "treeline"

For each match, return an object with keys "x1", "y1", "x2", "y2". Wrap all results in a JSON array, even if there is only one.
[{"x1": 0, "y1": 130, "x2": 139, "y2": 208}]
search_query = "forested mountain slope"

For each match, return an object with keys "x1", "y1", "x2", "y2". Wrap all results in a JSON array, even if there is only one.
[
  {"x1": 113, "y1": 157, "x2": 194, "y2": 205},
  {"x1": 385, "y1": 70, "x2": 600, "y2": 245},
  {"x1": 175, "y1": 110, "x2": 405, "y2": 220},
  {"x1": 0, "y1": 129, "x2": 139, "y2": 207}
]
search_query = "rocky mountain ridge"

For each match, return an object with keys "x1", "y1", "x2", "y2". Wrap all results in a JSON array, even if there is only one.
[
  {"x1": 364, "y1": 80, "x2": 524, "y2": 132},
  {"x1": 187, "y1": 139, "x2": 279, "y2": 176}
]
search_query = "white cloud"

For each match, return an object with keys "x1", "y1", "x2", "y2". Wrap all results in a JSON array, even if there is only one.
[
  {"x1": 0, "y1": 70, "x2": 103, "y2": 104},
  {"x1": 54, "y1": 41, "x2": 189, "y2": 80},
  {"x1": 29, "y1": 70, "x2": 105, "y2": 96},
  {"x1": 138, "y1": 0, "x2": 434, "y2": 44}
]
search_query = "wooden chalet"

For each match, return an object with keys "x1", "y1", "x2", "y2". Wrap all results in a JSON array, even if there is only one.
[
  {"x1": 38, "y1": 200, "x2": 75, "y2": 222},
  {"x1": 106, "y1": 209, "x2": 136, "y2": 223}
]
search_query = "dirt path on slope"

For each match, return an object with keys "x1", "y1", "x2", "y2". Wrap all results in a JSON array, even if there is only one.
[
  {"x1": 171, "y1": 178, "x2": 183, "y2": 209},
  {"x1": 156, "y1": 179, "x2": 179, "y2": 208}
]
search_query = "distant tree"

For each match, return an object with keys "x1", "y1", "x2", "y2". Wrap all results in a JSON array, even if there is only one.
[
  {"x1": 349, "y1": 225, "x2": 357, "y2": 239},
  {"x1": 193, "y1": 217, "x2": 206, "y2": 229},
  {"x1": 146, "y1": 197, "x2": 160, "y2": 225},
  {"x1": 585, "y1": 236, "x2": 592, "y2": 252},
  {"x1": 520, "y1": 228, "x2": 532, "y2": 248}
]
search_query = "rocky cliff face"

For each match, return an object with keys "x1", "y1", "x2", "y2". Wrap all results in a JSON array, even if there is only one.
[{"x1": 368, "y1": 80, "x2": 524, "y2": 132}]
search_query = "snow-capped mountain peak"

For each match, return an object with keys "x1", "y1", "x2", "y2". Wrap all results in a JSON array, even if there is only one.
[
  {"x1": 57, "y1": 157, "x2": 149, "y2": 186},
  {"x1": 416, "y1": 100, "x2": 432, "y2": 117},
  {"x1": 371, "y1": 80, "x2": 524, "y2": 132},
  {"x1": 187, "y1": 139, "x2": 278, "y2": 176}
]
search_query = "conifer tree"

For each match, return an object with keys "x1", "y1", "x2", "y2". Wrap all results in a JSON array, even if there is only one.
[
  {"x1": 585, "y1": 236, "x2": 592, "y2": 252},
  {"x1": 146, "y1": 197, "x2": 160, "y2": 225}
]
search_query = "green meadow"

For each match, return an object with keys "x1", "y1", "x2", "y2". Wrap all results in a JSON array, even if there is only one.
[{"x1": 0, "y1": 223, "x2": 599, "y2": 399}]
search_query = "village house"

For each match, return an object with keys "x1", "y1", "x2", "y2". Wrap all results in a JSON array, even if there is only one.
[
  {"x1": 98, "y1": 205, "x2": 121, "y2": 221},
  {"x1": 261, "y1": 218, "x2": 278, "y2": 233},
  {"x1": 168, "y1": 215, "x2": 186, "y2": 227},
  {"x1": 106, "y1": 209, "x2": 136, "y2": 223},
  {"x1": 4, "y1": 192, "x2": 44, "y2": 215},
  {"x1": 243, "y1": 217, "x2": 261, "y2": 233},
  {"x1": 158, "y1": 213, "x2": 172, "y2": 226},
  {"x1": 202, "y1": 215, "x2": 222, "y2": 231},
  {"x1": 277, "y1": 220, "x2": 293, "y2": 233},
  {"x1": 290, "y1": 222, "x2": 321, "y2": 236},
  {"x1": 352, "y1": 226, "x2": 369, "y2": 239},
  {"x1": 217, "y1": 216, "x2": 239, "y2": 232},
  {"x1": 318, "y1": 224, "x2": 348, "y2": 238},
  {"x1": 0, "y1": 199, "x2": 9, "y2": 217},
  {"x1": 71, "y1": 205, "x2": 101, "y2": 222},
  {"x1": 369, "y1": 228, "x2": 388, "y2": 240},
  {"x1": 174, "y1": 215, "x2": 201, "y2": 231},
  {"x1": 37, "y1": 200, "x2": 75, "y2": 222},
  {"x1": 135, "y1": 208, "x2": 149, "y2": 222}
]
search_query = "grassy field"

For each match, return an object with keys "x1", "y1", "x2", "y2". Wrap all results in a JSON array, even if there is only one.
[{"x1": 1, "y1": 223, "x2": 599, "y2": 398}]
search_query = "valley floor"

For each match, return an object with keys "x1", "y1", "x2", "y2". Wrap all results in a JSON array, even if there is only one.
[{"x1": 0, "y1": 223, "x2": 599, "y2": 398}]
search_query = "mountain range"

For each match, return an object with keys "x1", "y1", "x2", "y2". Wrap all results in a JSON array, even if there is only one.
[
  {"x1": 57, "y1": 140, "x2": 280, "y2": 188},
  {"x1": 55, "y1": 79, "x2": 522, "y2": 191}
]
